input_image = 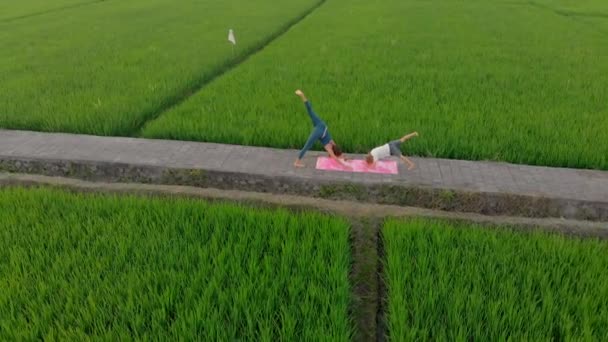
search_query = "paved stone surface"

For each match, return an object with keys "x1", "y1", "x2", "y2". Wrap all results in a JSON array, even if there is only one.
[
  {"x1": 2, "y1": 130, "x2": 607, "y2": 201},
  {"x1": 1, "y1": 129, "x2": 607, "y2": 220}
]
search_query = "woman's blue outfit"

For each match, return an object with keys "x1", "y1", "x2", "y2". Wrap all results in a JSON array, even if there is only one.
[{"x1": 299, "y1": 101, "x2": 332, "y2": 159}]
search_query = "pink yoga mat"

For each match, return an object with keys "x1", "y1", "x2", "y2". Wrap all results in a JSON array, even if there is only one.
[{"x1": 315, "y1": 156, "x2": 398, "y2": 174}]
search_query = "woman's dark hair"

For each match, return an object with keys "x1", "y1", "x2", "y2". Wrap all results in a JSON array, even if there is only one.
[
  {"x1": 365, "y1": 154, "x2": 374, "y2": 164},
  {"x1": 332, "y1": 144, "x2": 343, "y2": 157}
]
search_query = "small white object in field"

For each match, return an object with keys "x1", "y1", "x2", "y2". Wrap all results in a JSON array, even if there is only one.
[{"x1": 228, "y1": 29, "x2": 236, "y2": 45}]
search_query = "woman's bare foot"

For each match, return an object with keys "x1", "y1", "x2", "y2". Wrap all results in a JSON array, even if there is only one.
[
  {"x1": 295, "y1": 89, "x2": 308, "y2": 102},
  {"x1": 294, "y1": 159, "x2": 305, "y2": 168}
]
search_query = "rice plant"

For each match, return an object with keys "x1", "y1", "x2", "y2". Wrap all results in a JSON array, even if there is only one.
[
  {"x1": 143, "y1": 0, "x2": 608, "y2": 170},
  {"x1": 0, "y1": 0, "x2": 92, "y2": 21},
  {"x1": 383, "y1": 218, "x2": 608, "y2": 341},
  {"x1": 0, "y1": 0, "x2": 319, "y2": 135},
  {"x1": 0, "y1": 187, "x2": 351, "y2": 340}
]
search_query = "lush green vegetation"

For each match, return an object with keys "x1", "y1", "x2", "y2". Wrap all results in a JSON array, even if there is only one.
[
  {"x1": 1, "y1": 188, "x2": 607, "y2": 340},
  {"x1": 0, "y1": 0, "x2": 319, "y2": 135},
  {"x1": 383, "y1": 219, "x2": 608, "y2": 341},
  {"x1": 536, "y1": 0, "x2": 608, "y2": 15},
  {"x1": 0, "y1": 0, "x2": 94, "y2": 21},
  {"x1": 3, "y1": 0, "x2": 607, "y2": 169},
  {"x1": 0, "y1": 188, "x2": 351, "y2": 340},
  {"x1": 143, "y1": 0, "x2": 608, "y2": 170},
  {"x1": 533, "y1": 0, "x2": 608, "y2": 33}
]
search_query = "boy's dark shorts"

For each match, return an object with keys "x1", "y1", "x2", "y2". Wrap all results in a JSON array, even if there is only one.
[{"x1": 388, "y1": 140, "x2": 402, "y2": 157}]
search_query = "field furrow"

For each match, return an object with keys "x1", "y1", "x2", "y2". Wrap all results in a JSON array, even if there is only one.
[
  {"x1": 143, "y1": 0, "x2": 608, "y2": 170},
  {"x1": 0, "y1": 0, "x2": 321, "y2": 135},
  {"x1": 0, "y1": 0, "x2": 98, "y2": 21}
]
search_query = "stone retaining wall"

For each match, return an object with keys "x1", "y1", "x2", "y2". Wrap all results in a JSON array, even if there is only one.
[{"x1": 1, "y1": 156, "x2": 606, "y2": 221}]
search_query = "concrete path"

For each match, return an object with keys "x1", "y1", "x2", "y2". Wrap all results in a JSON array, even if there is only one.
[{"x1": 1, "y1": 130, "x2": 607, "y2": 220}]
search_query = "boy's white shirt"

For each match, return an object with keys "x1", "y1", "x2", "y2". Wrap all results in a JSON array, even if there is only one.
[{"x1": 370, "y1": 144, "x2": 391, "y2": 162}]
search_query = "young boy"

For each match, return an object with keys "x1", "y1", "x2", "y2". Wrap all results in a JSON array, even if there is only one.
[{"x1": 365, "y1": 132, "x2": 419, "y2": 170}]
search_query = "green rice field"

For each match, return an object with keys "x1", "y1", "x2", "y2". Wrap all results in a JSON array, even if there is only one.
[
  {"x1": 3, "y1": 2, "x2": 607, "y2": 337},
  {"x1": 1, "y1": 187, "x2": 607, "y2": 339},
  {"x1": 142, "y1": 0, "x2": 608, "y2": 170},
  {"x1": 0, "y1": 0, "x2": 319, "y2": 135},
  {"x1": 0, "y1": 0, "x2": 94, "y2": 21},
  {"x1": 536, "y1": 0, "x2": 608, "y2": 16},
  {"x1": 383, "y1": 219, "x2": 608, "y2": 341},
  {"x1": 1, "y1": 0, "x2": 607, "y2": 169},
  {"x1": 0, "y1": 188, "x2": 351, "y2": 340}
]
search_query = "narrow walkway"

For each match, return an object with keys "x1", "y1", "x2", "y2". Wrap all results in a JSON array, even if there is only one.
[{"x1": 1, "y1": 130, "x2": 607, "y2": 220}]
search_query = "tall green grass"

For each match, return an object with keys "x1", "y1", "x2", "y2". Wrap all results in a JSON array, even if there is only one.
[
  {"x1": 383, "y1": 219, "x2": 608, "y2": 341},
  {"x1": 0, "y1": 0, "x2": 319, "y2": 135},
  {"x1": 533, "y1": 0, "x2": 608, "y2": 34},
  {"x1": 143, "y1": 0, "x2": 608, "y2": 170},
  {"x1": 0, "y1": 188, "x2": 351, "y2": 340},
  {"x1": 535, "y1": 0, "x2": 608, "y2": 15},
  {"x1": 0, "y1": 0, "x2": 93, "y2": 21}
]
